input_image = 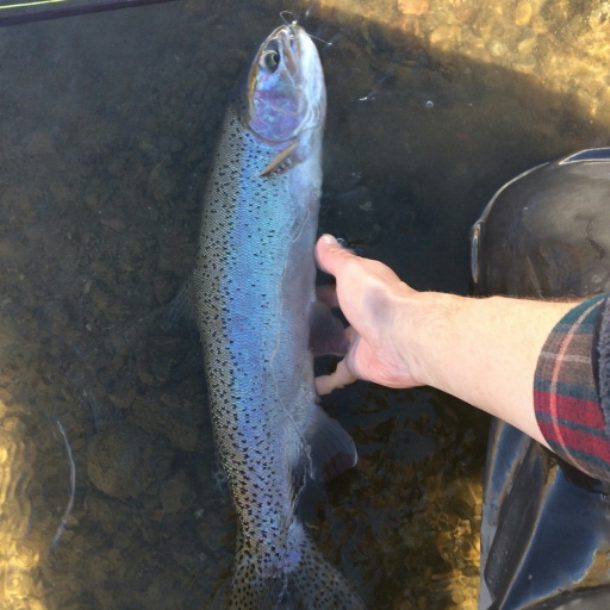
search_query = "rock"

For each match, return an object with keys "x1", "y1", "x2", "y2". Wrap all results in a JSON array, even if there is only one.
[
  {"x1": 87, "y1": 423, "x2": 171, "y2": 499},
  {"x1": 99, "y1": 216, "x2": 126, "y2": 232},
  {"x1": 429, "y1": 24, "x2": 461, "y2": 48},
  {"x1": 515, "y1": 1, "x2": 533, "y2": 26},
  {"x1": 147, "y1": 163, "x2": 175, "y2": 202},
  {"x1": 489, "y1": 40, "x2": 509, "y2": 58},
  {"x1": 517, "y1": 37, "x2": 537, "y2": 55},
  {"x1": 159, "y1": 471, "x2": 194, "y2": 514},
  {"x1": 397, "y1": 0, "x2": 429, "y2": 16}
]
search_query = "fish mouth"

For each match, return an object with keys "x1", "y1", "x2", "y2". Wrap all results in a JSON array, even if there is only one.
[{"x1": 263, "y1": 23, "x2": 302, "y2": 77}]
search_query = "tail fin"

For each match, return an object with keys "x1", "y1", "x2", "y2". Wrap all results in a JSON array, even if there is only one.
[{"x1": 230, "y1": 520, "x2": 364, "y2": 610}]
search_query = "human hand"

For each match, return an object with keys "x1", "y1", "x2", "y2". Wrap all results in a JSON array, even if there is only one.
[
  {"x1": 314, "y1": 236, "x2": 578, "y2": 450},
  {"x1": 314, "y1": 234, "x2": 423, "y2": 395}
]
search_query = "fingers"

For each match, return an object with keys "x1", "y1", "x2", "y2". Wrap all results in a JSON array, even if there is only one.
[
  {"x1": 315, "y1": 234, "x2": 358, "y2": 277},
  {"x1": 315, "y1": 358, "x2": 358, "y2": 395},
  {"x1": 315, "y1": 327, "x2": 361, "y2": 395}
]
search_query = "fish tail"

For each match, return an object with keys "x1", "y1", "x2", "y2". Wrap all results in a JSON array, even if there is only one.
[
  {"x1": 286, "y1": 520, "x2": 364, "y2": 610},
  {"x1": 230, "y1": 520, "x2": 363, "y2": 609}
]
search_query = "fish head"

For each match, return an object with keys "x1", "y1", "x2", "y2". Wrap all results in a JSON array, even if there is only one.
[{"x1": 244, "y1": 23, "x2": 326, "y2": 144}]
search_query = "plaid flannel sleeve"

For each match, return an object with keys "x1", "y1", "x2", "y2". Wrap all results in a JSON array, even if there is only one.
[{"x1": 534, "y1": 293, "x2": 610, "y2": 481}]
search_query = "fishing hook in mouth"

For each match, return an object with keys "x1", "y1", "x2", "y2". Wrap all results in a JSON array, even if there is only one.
[
  {"x1": 309, "y1": 31, "x2": 336, "y2": 48},
  {"x1": 279, "y1": 5, "x2": 336, "y2": 48},
  {"x1": 280, "y1": 0, "x2": 318, "y2": 24}
]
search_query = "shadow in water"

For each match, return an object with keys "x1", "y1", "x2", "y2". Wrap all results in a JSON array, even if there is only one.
[{"x1": 0, "y1": 0, "x2": 608, "y2": 608}]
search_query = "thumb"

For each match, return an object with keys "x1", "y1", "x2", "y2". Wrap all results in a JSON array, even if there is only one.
[{"x1": 315, "y1": 234, "x2": 355, "y2": 277}]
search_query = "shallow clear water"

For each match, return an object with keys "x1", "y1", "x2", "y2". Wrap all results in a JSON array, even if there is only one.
[{"x1": 0, "y1": 0, "x2": 608, "y2": 608}]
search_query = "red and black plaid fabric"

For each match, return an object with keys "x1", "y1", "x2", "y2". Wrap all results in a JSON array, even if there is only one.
[{"x1": 534, "y1": 293, "x2": 610, "y2": 481}]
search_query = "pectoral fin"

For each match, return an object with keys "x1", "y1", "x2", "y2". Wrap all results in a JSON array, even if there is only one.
[
  {"x1": 304, "y1": 406, "x2": 358, "y2": 482},
  {"x1": 259, "y1": 141, "x2": 299, "y2": 177},
  {"x1": 161, "y1": 275, "x2": 198, "y2": 337},
  {"x1": 309, "y1": 300, "x2": 349, "y2": 356}
]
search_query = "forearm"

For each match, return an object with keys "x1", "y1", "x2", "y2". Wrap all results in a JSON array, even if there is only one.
[{"x1": 398, "y1": 292, "x2": 578, "y2": 445}]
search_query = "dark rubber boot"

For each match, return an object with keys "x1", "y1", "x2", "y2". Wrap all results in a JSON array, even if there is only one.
[{"x1": 471, "y1": 148, "x2": 610, "y2": 609}]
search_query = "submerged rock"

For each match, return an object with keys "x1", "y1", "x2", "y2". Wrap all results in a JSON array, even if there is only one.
[{"x1": 87, "y1": 423, "x2": 171, "y2": 499}]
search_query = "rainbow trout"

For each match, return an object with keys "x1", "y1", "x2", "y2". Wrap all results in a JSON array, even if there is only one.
[{"x1": 194, "y1": 23, "x2": 362, "y2": 609}]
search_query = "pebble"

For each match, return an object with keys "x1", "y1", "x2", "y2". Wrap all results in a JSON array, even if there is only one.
[
  {"x1": 86, "y1": 424, "x2": 170, "y2": 499},
  {"x1": 147, "y1": 163, "x2": 175, "y2": 202},
  {"x1": 517, "y1": 37, "x2": 537, "y2": 55},
  {"x1": 397, "y1": 0, "x2": 429, "y2": 16},
  {"x1": 100, "y1": 216, "x2": 126, "y2": 232},
  {"x1": 489, "y1": 39, "x2": 509, "y2": 57},
  {"x1": 429, "y1": 25, "x2": 461, "y2": 48},
  {"x1": 515, "y1": 1, "x2": 533, "y2": 26},
  {"x1": 159, "y1": 472, "x2": 194, "y2": 514}
]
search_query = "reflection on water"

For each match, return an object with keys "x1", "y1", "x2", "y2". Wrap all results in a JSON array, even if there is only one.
[
  {"x1": 0, "y1": 0, "x2": 608, "y2": 608},
  {"x1": 320, "y1": 0, "x2": 610, "y2": 127}
]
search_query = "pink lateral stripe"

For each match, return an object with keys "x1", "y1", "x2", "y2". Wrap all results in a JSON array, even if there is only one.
[{"x1": 534, "y1": 390, "x2": 605, "y2": 428}]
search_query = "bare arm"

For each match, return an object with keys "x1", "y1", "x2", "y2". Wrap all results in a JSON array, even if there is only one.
[{"x1": 315, "y1": 234, "x2": 577, "y2": 447}]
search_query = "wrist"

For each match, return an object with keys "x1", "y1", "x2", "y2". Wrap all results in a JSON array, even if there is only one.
[
  {"x1": 394, "y1": 290, "x2": 577, "y2": 445},
  {"x1": 393, "y1": 290, "x2": 465, "y2": 388}
]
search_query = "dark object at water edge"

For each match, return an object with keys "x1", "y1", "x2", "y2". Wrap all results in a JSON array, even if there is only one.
[{"x1": 472, "y1": 147, "x2": 610, "y2": 609}]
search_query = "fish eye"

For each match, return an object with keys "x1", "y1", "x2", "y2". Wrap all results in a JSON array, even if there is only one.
[
  {"x1": 261, "y1": 39, "x2": 281, "y2": 72},
  {"x1": 262, "y1": 50, "x2": 281, "y2": 72}
]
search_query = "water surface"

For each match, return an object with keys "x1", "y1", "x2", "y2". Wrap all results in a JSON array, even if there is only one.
[{"x1": 0, "y1": 0, "x2": 608, "y2": 608}]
